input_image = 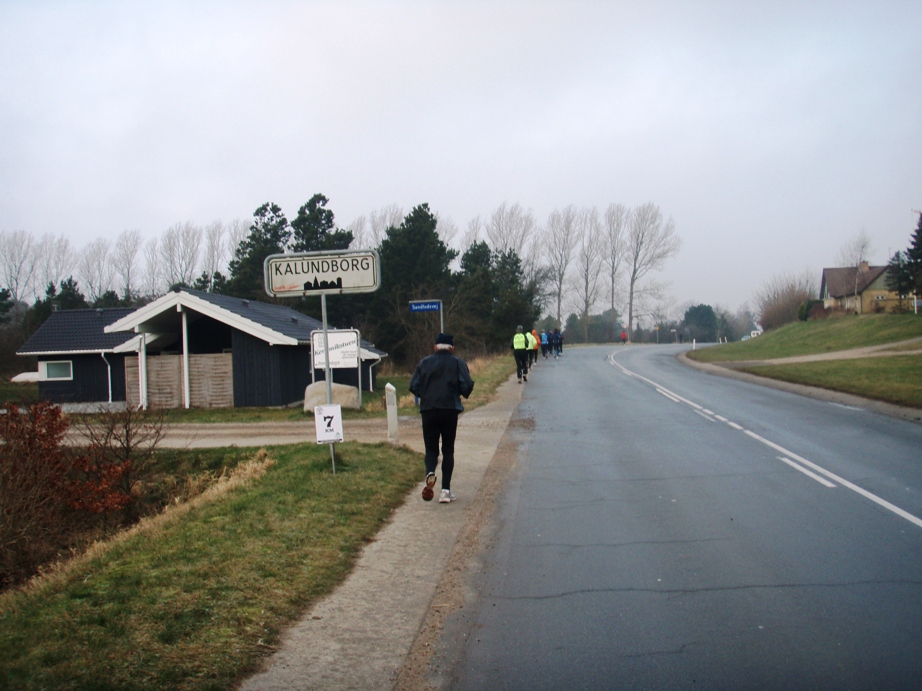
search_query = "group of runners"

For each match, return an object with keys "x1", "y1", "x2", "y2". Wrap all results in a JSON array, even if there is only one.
[{"x1": 511, "y1": 324, "x2": 563, "y2": 383}]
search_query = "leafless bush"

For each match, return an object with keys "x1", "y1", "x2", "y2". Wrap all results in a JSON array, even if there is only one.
[
  {"x1": 0, "y1": 401, "x2": 76, "y2": 589},
  {"x1": 73, "y1": 406, "x2": 167, "y2": 516},
  {"x1": 754, "y1": 269, "x2": 817, "y2": 330}
]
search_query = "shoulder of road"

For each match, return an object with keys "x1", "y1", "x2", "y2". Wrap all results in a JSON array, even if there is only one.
[{"x1": 679, "y1": 337, "x2": 922, "y2": 425}]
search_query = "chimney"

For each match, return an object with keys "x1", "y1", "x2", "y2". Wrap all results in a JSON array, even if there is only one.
[{"x1": 859, "y1": 260, "x2": 869, "y2": 273}]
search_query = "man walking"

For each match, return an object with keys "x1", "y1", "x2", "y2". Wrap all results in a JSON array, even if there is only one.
[
  {"x1": 409, "y1": 333, "x2": 475, "y2": 503},
  {"x1": 511, "y1": 325, "x2": 530, "y2": 383}
]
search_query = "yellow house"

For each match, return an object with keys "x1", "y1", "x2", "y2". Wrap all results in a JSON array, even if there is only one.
[{"x1": 819, "y1": 262, "x2": 899, "y2": 313}]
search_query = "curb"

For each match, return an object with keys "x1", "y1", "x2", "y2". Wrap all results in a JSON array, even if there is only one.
[{"x1": 678, "y1": 350, "x2": 922, "y2": 425}]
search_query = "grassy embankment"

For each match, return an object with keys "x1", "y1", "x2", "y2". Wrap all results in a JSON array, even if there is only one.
[
  {"x1": 688, "y1": 313, "x2": 922, "y2": 408},
  {"x1": 0, "y1": 354, "x2": 515, "y2": 689},
  {"x1": 0, "y1": 443, "x2": 421, "y2": 690}
]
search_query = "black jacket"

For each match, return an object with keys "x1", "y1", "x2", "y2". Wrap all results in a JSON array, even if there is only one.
[{"x1": 408, "y1": 351, "x2": 475, "y2": 412}]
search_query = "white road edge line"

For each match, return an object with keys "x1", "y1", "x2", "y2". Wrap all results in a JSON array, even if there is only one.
[
  {"x1": 777, "y1": 456, "x2": 837, "y2": 488},
  {"x1": 608, "y1": 349, "x2": 922, "y2": 530},
  {"x1": 746, "y1": 430, "x2": 922, "y2": 529}
]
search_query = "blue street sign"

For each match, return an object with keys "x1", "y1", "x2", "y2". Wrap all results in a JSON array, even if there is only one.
[{"x1": 409, "y1": 300, "x2": 441, "y2": 312}]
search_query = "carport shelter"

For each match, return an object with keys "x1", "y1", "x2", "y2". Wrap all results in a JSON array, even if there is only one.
[{"x1": 18, "y1": 288, "x2": 386, "y2": 408}]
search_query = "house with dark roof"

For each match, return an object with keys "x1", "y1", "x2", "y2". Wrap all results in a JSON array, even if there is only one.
[
  {"x1": 17, "y1": 289, "x2": 386, "y2": 408},
  {"x1": 820, "y1": 262, "x2": 898, "y2": 314},
  {"x1": 16, "y1": 307, "x2": 137, "y2": 404}
]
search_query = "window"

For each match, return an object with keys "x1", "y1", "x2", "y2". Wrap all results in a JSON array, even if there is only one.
[{"x1": 40, "y1": 360, "x2": 73, "y2": 381}]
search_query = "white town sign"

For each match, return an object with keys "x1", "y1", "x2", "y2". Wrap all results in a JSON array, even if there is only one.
[{"x1": 263, "y1": 249, "x2": 381, "y2": 298}]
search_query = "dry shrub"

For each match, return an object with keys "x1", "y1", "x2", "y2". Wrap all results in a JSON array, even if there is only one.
[
  {"x1": 399, "y1": 393, "x2": 417, "y2": 408},
  {"x1": 0, "y1": 401, "x2": 78, "y2": 589},
  {"x1": 465, "y1": 356, "x2": 491, "y2": 377},
  {"x1": 754, "y1": 269, "x2": 817, "y2": 331}
]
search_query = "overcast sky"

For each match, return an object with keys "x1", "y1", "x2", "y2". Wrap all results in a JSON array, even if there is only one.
[{"x1": 1, "y1": 0, "x2": 920, "y2": 316}]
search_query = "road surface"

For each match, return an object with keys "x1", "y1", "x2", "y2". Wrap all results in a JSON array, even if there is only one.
[{"x1": 444, "y1": 344, "x2": 922, "y2": 690}]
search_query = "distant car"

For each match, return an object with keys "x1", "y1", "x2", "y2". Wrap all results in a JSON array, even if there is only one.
[
  {"x1": 750, "y1": 330, "x2": 762, "y2": 338},
  {"x1": 741, "y1": 335, "x2": 750, "y2": 341}
]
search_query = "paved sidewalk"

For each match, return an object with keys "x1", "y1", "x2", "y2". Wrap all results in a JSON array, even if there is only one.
[{"x1": 240, "y1": 375, "x2": 524, "y2": 690}]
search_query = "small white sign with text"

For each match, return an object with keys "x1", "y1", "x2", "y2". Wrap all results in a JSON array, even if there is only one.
[{"x1": 314, "y1": 404, "x2": 344, "y2": 444}]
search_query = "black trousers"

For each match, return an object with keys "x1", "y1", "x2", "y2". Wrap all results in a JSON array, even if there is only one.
[
  {"x1": 514, "y1": 350, "x2": 529, "y2": 379},
  {"x1": 421, "y1": 408, "x2": 459, "y2": 490}
]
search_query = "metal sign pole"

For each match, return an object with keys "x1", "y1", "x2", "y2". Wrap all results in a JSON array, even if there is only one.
[
  {"x1": 356, "y1": 329, "x2": 362, "y2": 409},
  {"x1": 321, "y1": 292, "x2": 335, "y2": 475}
]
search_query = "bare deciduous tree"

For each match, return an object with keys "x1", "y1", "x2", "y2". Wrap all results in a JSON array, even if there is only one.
[
  {"x1": 571, "y1": 208, "x2": 604, "y2": 342},
  {"x1": 201, "y1": 220, "x2": 226, "y2": 283},
  {"x1": 344, "y1": 215, "x2": 368, "y2": 249},
  {"x1": 368, "y1": 205, "x2": 405, "y2": 247},
  {"x1": 35, "y1": 233, "x2": 76, "y2": 295},
  {"x1": 160, "y1": 222, "x2": 201, "y2": 287},
  {"x1": 603, "y1": 203, "x2": 627, "y2": 318},
  {"x1": 461, "y1": 216, "x2": 484, "y2": 253},
  {"x1": 434, "y1": 212, "x2": 459, "y2": 248},
  {"x1": 625, "y1": 202, "x2": 681, "y2": 340},
  {"x1": 226, "y1": 218, "x2": 249, "y2": 267},
  {"x1": 485, "y1": 202, "x2": 536, "y2": 257},
  {"x1": 141, "y1": 237, "x2": 162, "y2": 297},
  {"x1": 112, "y1": 229, "x2": 143, "y2": 301},
  {"x1": 78, "y1": 238, "x2": 114, "y2": 302},
  {"x1": 835, "y1": 229, "x2": 873, "y2": 268},
  {"x1": 545, "y1": 205, "x2": 579, "y2": 327},
  {"x1": 835, "y1": 229, "x2": 874, "y2": 313},
  {"x1": 0, "y1": 229, "x2": 36, "y2": 302}
]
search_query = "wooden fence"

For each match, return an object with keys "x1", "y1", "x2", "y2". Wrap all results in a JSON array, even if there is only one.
[{"x1": 125, "y1": 353, "x2": 234, "y2": 408}]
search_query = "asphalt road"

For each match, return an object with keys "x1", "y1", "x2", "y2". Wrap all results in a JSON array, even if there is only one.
[{"x1": 446, "y1": 344, "x2": 922, "y2": 690}]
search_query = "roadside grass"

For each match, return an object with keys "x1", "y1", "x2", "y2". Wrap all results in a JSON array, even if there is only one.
[
  {"x1": 882, "y1": 339, "x2": 922, "y2": 353},
  {"x1": 0, "y1": 441, "x2": 421, "y2": 691},
  {"x1": 0, "y1": 379, "x2": 39, "y2": 406},
  {"x1": 688, "y1": 313, "x2": 922, "y2": 363},
  {"x1": 741, "y1": 355, "x2": 922, "y2": 408},
  {"x1": 75, "y1": 353, "x2": 516, "y2": 424}
]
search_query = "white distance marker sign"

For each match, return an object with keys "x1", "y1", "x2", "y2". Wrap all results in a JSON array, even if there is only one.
[
  {"x1": 315, "y1": 404, "x2": 344, "y2": 444},
  {"x1": 264, "y1": 249, "x2": 381, "y2": 297}
]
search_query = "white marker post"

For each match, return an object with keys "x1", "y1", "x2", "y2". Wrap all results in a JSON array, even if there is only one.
[{"x1": 264, "y1": 249, "x2": 381, "y2": 474}]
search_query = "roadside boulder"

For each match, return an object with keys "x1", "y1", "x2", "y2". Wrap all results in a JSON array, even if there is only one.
[{"x1": 303, "y1": 381, "x2": 360, "y2": 411}]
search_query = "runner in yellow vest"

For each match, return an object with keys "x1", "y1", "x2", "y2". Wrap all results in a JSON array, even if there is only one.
[{"x1": 511, "y1": 325, "x2": 530, "y2": 383}]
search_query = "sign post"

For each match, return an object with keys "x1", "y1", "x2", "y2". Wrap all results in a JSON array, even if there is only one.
[
  {"x1": 264, "y1": 249, "x2": 381, "y2": 474},
  {"x1": 409, "y1": 299, "x2": 443, "y2": 334}
]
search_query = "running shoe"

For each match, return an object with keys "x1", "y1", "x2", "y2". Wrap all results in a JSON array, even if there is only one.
[{"x1": 422, "y1": 472, "x2": 436, "y2": 501}]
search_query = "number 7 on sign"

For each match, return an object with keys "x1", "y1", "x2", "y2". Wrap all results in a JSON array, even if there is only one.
[{"x1": 314, "y1": 404, "x2": 344, "y2": 444}]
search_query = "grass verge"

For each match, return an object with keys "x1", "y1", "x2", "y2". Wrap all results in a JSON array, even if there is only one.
[
  {"x1": 0, "y1": 379, "x2": 39, "y2": 406},
  {"x1": 689, "y1": 313, "x2": 922, "y2": 363},
  {"x1": 740, "y1": 355, "x2": 922, "y2": 409},
  {"x1": 0, "y1": 441, "x2": 421, "y2": 690}
]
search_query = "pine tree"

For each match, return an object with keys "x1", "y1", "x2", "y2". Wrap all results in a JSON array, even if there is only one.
[
  {"x1": 290, "y1": 194, "x2": 353, "y2": 252},
  {"x1": 907, "y1": 212, "x2": 922, "y2": 298},
  {"x1": 224, "y1": 203, "x2": 291, "y2": 299}
]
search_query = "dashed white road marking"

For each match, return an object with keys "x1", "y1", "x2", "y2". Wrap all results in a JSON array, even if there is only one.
[
  {"x1": 607, "y1": 350, "x2": 922, "y2": 530},
  {"x1": 656, "y1": 388, "x2": 681, "y2": 403},
  {"x1": 777, "y1": 456, "x2": 837, "y2": 488}
]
